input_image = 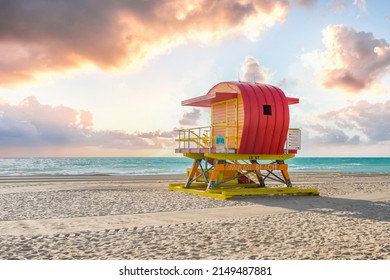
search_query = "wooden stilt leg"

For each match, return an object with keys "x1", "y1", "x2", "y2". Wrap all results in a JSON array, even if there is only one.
[
  {"x1": 207, "y1": 160, "x2": 225, "y2": 190},
  {"x1": 185, "y1": 159, "x2": 200, "y2": 188},
  {"x1": 280, "y1": 165, "x2": 292, "y2": 187}
]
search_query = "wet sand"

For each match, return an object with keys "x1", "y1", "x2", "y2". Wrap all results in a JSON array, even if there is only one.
[{"x1": 0, "y1": 173, "x2": 389, "y2": 259}]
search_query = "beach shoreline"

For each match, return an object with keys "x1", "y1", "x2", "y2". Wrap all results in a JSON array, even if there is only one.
[{"x1": 0, "y1": 172, "x2": 389, "y2": 259}]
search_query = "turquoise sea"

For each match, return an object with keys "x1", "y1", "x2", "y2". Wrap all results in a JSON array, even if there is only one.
[{"x1": 0, "y1": 157, "x2": 388, "y2": 176}]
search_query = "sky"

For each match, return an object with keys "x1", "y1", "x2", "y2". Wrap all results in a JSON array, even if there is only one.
[{"x1": 0, "y1": 0, "x2": 389, "y2": 157}]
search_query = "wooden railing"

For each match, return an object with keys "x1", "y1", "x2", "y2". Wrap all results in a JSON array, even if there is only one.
[
  {"x1": 176, "y1": 126, "x2": 212, "y2": 153},
  {"x1": 175, "y1": 125, "x2": 238, "y2": 153}
]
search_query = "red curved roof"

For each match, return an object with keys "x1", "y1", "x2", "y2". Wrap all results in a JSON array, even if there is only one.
[{"x1": 231, "y1": 82, "x2": 292, "y2": 155}]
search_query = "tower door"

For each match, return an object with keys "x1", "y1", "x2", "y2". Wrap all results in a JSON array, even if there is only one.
[{"x1": 211, "y1": 99, "x2": 238, "y2": 151}]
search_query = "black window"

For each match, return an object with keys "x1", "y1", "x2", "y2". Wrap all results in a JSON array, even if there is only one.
[{"x1": 263, "y1": 104, "x2": 272, "y2": 115}]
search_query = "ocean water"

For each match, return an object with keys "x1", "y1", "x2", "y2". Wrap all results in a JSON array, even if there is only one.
[
  {"x1": 0, "y1": 157, "x2": 388, "y2": 176},
  {"x1": 288, "y1": 157, "x2": 389, "y2": 173}
]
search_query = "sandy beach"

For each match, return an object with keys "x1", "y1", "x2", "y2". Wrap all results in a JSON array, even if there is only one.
[{"x1": 0, "y1": 172, "x2": 389, "y2": 260}]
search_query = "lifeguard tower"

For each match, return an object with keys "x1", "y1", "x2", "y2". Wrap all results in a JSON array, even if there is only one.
[{"x1": 169, "y1": 81, "x2": 319, "y2": 199}]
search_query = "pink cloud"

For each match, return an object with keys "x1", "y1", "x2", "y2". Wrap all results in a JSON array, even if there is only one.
[
  {"x1": 306, "y1": 124, "x2": 361, "y2": 145},
  {"x1": 79, "y1": 110, "x2": 93, "y2": 129},
  {"x1": 302, "y1": 25, "x2": 390, "y2": 92},
  {"x1": 241, "y1": 56, "x2": 272, "y2": 83},
  {"x1": 179, "y1": 108, "x2": 201, "y2": 126},
  {"x1": 303, "y1": 100, "x2": 390, "y2": 148},
  {"x1": 0, "y1": 0, "x2": 288, "y2": 86},
  {"x1": 318, "y1": 100, "x2": 390, "y2": 143},
  {"x1": 0, "y1": 97, "x2": 176, "y2": 153},
  {"x1": 329, "y1": 0, "x2": 347, "y2": 12},
  {"x1": 293, "y1": 0, "x2": 318, "y2": 8}
]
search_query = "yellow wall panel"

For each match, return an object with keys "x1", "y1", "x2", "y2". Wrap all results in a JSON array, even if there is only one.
[{"x1": 211, "y1": 97, "x2": 239, "y2": 150}]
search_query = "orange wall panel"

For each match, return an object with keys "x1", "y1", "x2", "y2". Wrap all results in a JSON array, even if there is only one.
[{"x1": 212, "y1": 103, "x2": 226, "y2": 124}]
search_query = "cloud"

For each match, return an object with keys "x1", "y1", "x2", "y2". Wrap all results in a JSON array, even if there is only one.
[
  {"x1": 329, "y1": 0, "x2": 347, "y2": 12},
  {"x1": 301, "y1": 24, "x2": 390, "y2": 93},
  {"x1": 318, "y1": 100, "x2": 390, "y2": 143},
  {"x1": 0, "y1": 96, "x2": 176, "y2": 151},
  {"x1": 292, "y1": 0, "x2": 318, "y2": 8},
  {"x1": 306, "y1": 124, "x2": 361, "y2": 145},
  {"x1": 179, "y1": 108, "x2": 201, "y2": 126},
  {"x1": 241, "y1": 56, "x2": 272, "y2": 83},
  {"x1": 303, "y1": 100, "x2": 390, "y2": 148},
  {"x1": 327, "y1": 0, "x2": 367, "y2": 13},
  {"x1": 353, "y1": 0, "x2": 366, "y2": 12},
  {"x1": 278, "y1": 77, "x2": 299, "y2": 89},
  {"x1": 0, "y1": 0, "x2": 288, "y2": 86}
]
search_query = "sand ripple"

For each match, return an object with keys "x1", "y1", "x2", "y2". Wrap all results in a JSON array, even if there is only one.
[
  {"x1": 0, "y1": 173, "x2": 389, "y2": 260},
  {"x1": 0, "y1": 211, "x2": 389, "y2": 260},
  {"x1": 0, "y1": 189, "x2": 253, "y2": 221}
]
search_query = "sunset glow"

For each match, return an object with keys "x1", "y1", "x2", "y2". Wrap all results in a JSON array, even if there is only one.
[{"x1": 0, "y1": 0, "x2": 389, "y2": 157}]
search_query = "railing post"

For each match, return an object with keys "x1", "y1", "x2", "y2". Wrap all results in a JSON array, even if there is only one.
[
  {"x1": 178, "y1": 130, "x2": 181, "y2": 152},
  {"x1": 198, "y1": 127, "x2": 201, "y2": 153},
  {"x1": 210, "y1": 125, "x2": 212, "y2": 152},
  {"x1": 187, "y1": 129, "x2": 190, "y2": 150}
]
